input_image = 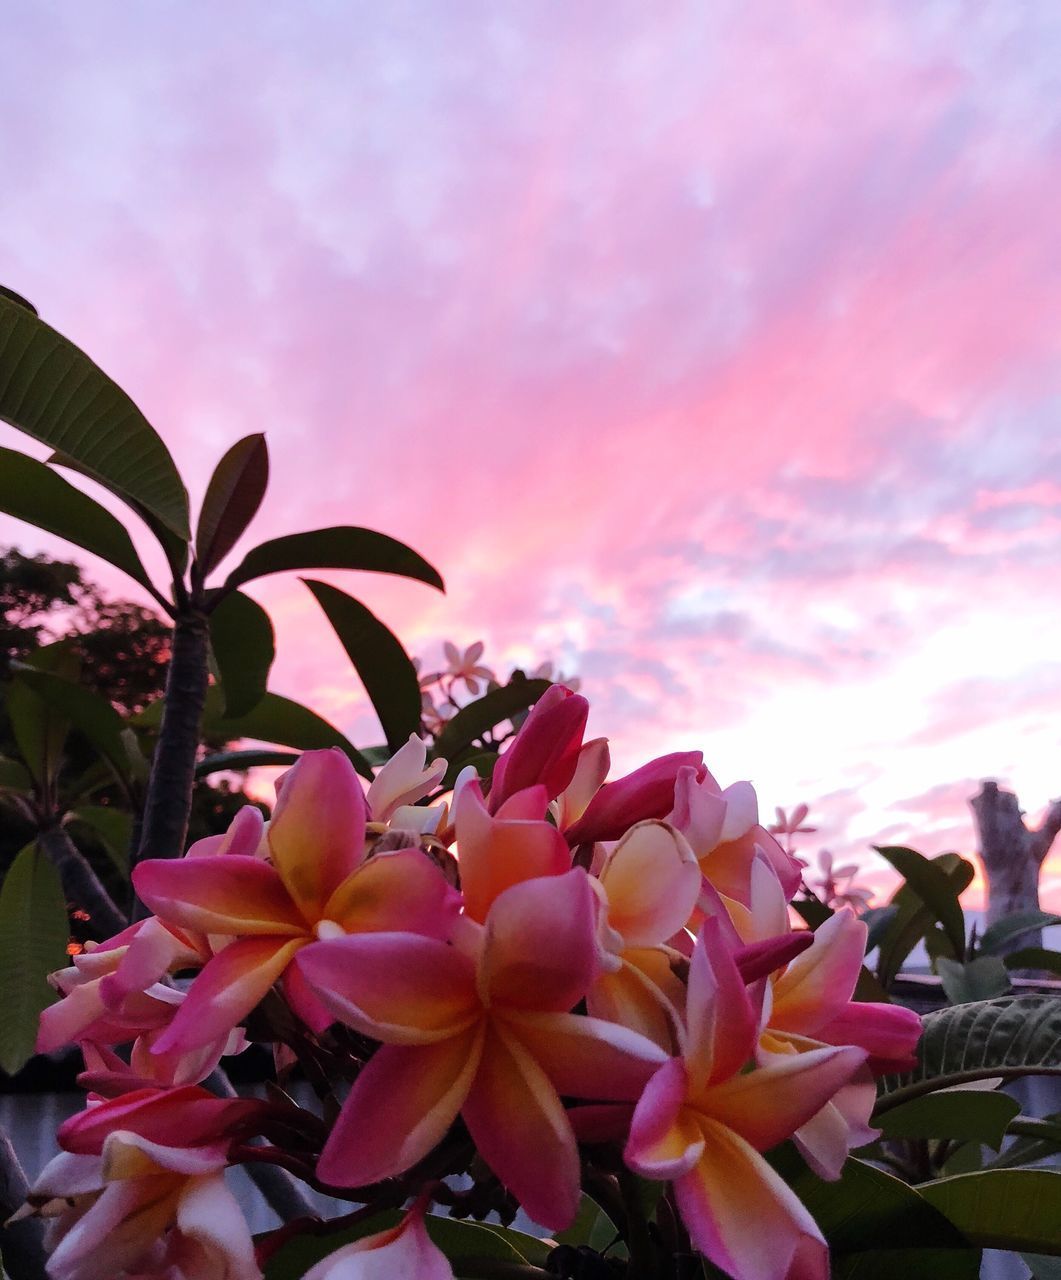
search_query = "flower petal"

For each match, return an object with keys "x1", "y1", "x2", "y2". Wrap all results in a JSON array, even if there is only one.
[
  {"x1": 556, "y1": 737, "x2": 610, "y2": 828},
  {"x1": 666, "y1": 766, "x2": 727, "y2": 858},
  {"x1": 59, "y1": 1085, "x2": 262, "y2": 1155},
  {"x1": 504, "y1": 1009, "x2": 667, "y2": 1100},
  {"x1": 625, "y1": 1058, "x2": 704, "y2": 1181},
  {"x1": 462, "y1": 1022, "x2": 580, "y2": 1231},
  {"x1": 565, "y1": 751, "x2": 704, "y2": 846},
  {"x1": 175, "y1": 1171, "x2": 261, "y2": 1280},
  {"x1": 323, "y1": 848, "x2": 458, "y2": 938},
  {"x1": 367, "y1": 735, "x2": 447, "y2": 824},
  {"x1": 133, "y1": 856, "x2": 304, "y2": 936},
  {"x1": 685, "y1": 919, "x2": 758, "y2": 1091},
  {"x1": 586, "y1": 950, "x2": 685, "y2": 1051},
  {"x1": 702, "y1": 1043, "x2": 867, "y2": 1151},
  {"x1": 296, "y1": 933, "x2": 480, "y2": 1044},
  {"x1": 151, "y1": 936, "x2": 307, "y2": 1054},
  {"x1": 488, "y1": 685, "x2": 589, "y2": 811},
  {"x1": 814, "y1": 998, "x2": 923, "y2": 1066},
  {"x1": 770, "y1": 909, "x2": 866, "y2": 1035},
  {"x1": 454, "y1": 778, "x2": 571, "y2": 923},
  {"x1": 302, "y1": 1201, "x2": 455, "y2": 1280},
  {"x1": 317, "y1": 1030, "x2": 484, "y2": 1187},
  {"x1": 601, "y1": 821, "x2": 702, "y2": 947},
  {"x1": 674, "y1": 1119, "x2": 828, "y2": 1280},
  {"x1": 480, "y1": 870, "x2": 597, "y2": 1013},
  {"x1": 269, "y1": 749, "x2": 368, "y2": 919}
]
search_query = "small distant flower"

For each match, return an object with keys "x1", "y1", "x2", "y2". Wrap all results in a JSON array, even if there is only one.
[
  {"x1": 810, "y1": 849, "x2": 874, "y2": 913},
  {"x1": 768, "y1": 805, "x2": 817, "y2": 855},
  {"x1": 442, "y1": 641, "x2": 495, "y2": 695}
]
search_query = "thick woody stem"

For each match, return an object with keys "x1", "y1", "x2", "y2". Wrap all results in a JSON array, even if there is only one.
[
  {"x1": 134, "y1": 610, "x2": 209, "y2": 869},
  {"x1": 37, "y1": 824, "x2": 127, "y2": 938}
]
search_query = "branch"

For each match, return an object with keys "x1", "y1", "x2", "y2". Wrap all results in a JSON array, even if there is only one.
[
  {"x1": 37, "y1": 824, "x2": 127, "y2": 938},
  {"x1": 205, "y1": 1068, "x2": 318, "y2": 1222},
  {"x1": 0, "y1": 1126, "x2": 48, "y2": 1280},
  {"x1": 1031, "y1": 799, "x2": 1061, "y2": 866}
]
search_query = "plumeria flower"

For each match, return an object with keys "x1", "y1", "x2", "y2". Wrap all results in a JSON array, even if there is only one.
[
  {"x1": 366, "y1": 734, "x2": 447, "y2": 824},
  {"x1": 768, "y1": 804, "x2": 817, "y2": 855},
  {"x1": 588, "y1": 820, "x2": 702, "y2": 1051},
  {"x1": 301, "y1": 1196, "x2": 453, "y2": 1280},
  {"x1": 624, "y1": 919, "x2": 867, "y2": 1280},
  {"x1": 808, "y1": 849, "x2": 874, "y2": 913},
  {"x1": 296, "y1": 869, "x2": 668, "y2": 1230},
  {"x1": 442, "y1": 640, "x2": 494, "y2": 695},
  {"x1": 133, "y1": 749, "x2": 459, "y2": 1053},
  {"x1": 564, "y1": 751, "x2": 705, "y2": 847},
  {"x1": 488, "y1": 684, "x2": 589, "y2": 812},
  {"x1": 530, "y1": 660, "x2": 582, "y2": 693}
]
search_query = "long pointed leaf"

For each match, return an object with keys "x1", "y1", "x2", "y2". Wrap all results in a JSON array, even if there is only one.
[
  {"x1": 209, "y1": 589, "x2": 275, "y2": 718},
  {"x1": 195, "y1": 748, "x2": 300, "y2": 778},
  {"x1": 222, "y1": 526, "x2": 444, "y2": 593},
  {"x1": 6, "y1": 644, "x2": 80, "y2": 789},
  {"x1": 67, "y1": 806, "x2": 133, "y2": 878},
  {"x1": 0, "y1": 842, "x2": 68, "y2": 1074},
  {"x1": 0, "y1": 446, "x2": 156, "y2": 592},
  {"x1": 0, "y1": 293, "x2": 189, "y2": 537},
  {"x1": 980, "y1": 912, "x2": 1061, "y2": 956},
  {"x1": 876, "y1": 853, "x2": 975, "y2": 986},
  {"x1": 12, "y1": 664, "x2": 130, "y2": 788},
  {"x1": 431, "y1": 678, "x2": 552, "y2": 762},
  {"x1": 875, "y1": 845, "x2": 967, "y2": 958},
  {"x1": 920, "y1": 1170, "x2": 1061, "y2": 1255},
  {"x1": 195, "y1": 434, "x2": 269, "y2": 578},
  {"x1": 303, "y1": 579, "x2": 420, "y2": 752}
]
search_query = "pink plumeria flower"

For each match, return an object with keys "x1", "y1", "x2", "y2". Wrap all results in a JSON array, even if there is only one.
[
  {"x1": 768, "y1": 804, "x2": 818, "y2": 856},
  {"x1": 530, "y1": 660, "x2": 582, "y2": 693},
  {"x1": 21, "y1": 1134, "x2": 260, "y2": 1280},
  {"x1": 296, "y1": 869, "x2": 667, "y2": 1230},
  {"x1": 133, "y1": 749, "x2": 459, "y2": 1053},
  {"x1": 488, "y1": 684, "x2": 589, "y2": 812},
  {"x1": 301, "y1": 1197, "x2": 453, "y2": 1280},
  {"x1": 588, "y1": 820, "x2": 702, "y2": 1051},
  {"x1": 565, "y1": 751, "x2": 705, "y2": 847},
  {"x1": 442, "y1": 640, "x2": 494, "y2": 695},
  {"x1": 624, "y1": 919, "x2": 867, "y2": 1280},
  {"x1": 366, "y1": 734, "x2": 447, "y2": 824}
]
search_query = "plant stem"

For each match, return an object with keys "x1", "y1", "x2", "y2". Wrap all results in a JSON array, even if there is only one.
[
  {"x1": 37, "y1": 823, "x2": 127, "y2": 938},
  {"x1": 617, "y1": 1166, "x2": 658, "y2": 1280},
  {"x1": 134, "y1": 609, "x2": 209, "y2": 871}
]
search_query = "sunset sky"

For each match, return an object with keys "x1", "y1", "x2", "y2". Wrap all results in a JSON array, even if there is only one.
[{"x1": 3, "y1": 3, "x2": 1060, "y2": 905}]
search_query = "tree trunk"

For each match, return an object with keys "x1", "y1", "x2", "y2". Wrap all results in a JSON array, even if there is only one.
[
  {"x1": 134, "y1": 610, "x2": 209, "y2": 868},
  {"x1": 37, "y1": 825, "x2": 127, "y2": 939},
  {"x1": 970, "y1": 781, "x2": 1061, "y2": 952},
  {"x1": 0, "y1": 1126, "x2": 48, "y2": 1280}
]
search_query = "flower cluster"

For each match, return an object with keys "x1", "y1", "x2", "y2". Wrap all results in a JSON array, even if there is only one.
[{"x1": 26, "y1": 687, "x2": 921, "y2": 1280}]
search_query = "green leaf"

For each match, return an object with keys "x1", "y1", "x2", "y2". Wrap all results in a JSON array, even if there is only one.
[
  {"x1": 431, "y1": 678, "x2": 552, "y2": 762},
  {"x1": 832, "y1": 1249, "x2": 980, "y2": 1279},
  {"x1": 0, "y1": 756, "x2": 32, "y2": 792},
  {"x1": 208, "y1": 590, "x2": 275, "y2": 718},
  {"x1": 919, "y1": 1170, "x2": 1061, "y2": 1254},
  {"x1": 12, "y1": 664, "x2": 131, "y2": 788},
  {"x1": 876, "y1": 853, "x2": 975, "y2": 987},
  {"x1": 0, "y1": 294, "x2": 189, "y2": 537},
  {"x1": 440, "y1": 749, "x2": 500, "y2": 791},
  {"x1": 222, "y1": 526, "x2": 444, "y2": 594},
  {"x1": 67, "y1": 806, "x2": 132, "y2": 877},
  {"x1": 0, "y1": 842, "x2": 69, "y2": 1074},
  {"x1": 0, "y1": 446, "x2": 157, "y2": 592},
  {"x1": 935, "y1": 956, "x2": 1013, "y2": 1004},
  {"x1": 0, "y1": 285, "x2": 37, "y2": 314},
  {"x1": 791, "y1": 897, "x2": 834, "y2": 930},
  {"x1": 979, "y1": 912, "x2": 1061, "y2": 956},
  {"x1": 877, "y1": 1088, "x2": 1020, "y2": 1149},
  {"x1": 6, "y1": 643, "x2": 80, "y2": 788},
  {"x1": 875, "y1": 845, "x2": 967, "y2": 959},
  {"x1": 303, "y1": 579, "x2": 421, "y2": 753},
  {"x1": 194, "y1": 749, "x2": 300, "y2": 778},
  {"x1": 1005, "y1": 948, "x2": 1061, "y2": 976},
  {"x1": 876, "y1": 994, "x2": 1061, "y2": 1111},
  {"x1": 195, "y1": 434, "x2": 269, "y2": 578},
  {"x1": 776, "y1": 1152, "x2": 972, "y2": 1256},
  {"x1": 862, "y1": 904, "x2": 898, "y2": 952}
]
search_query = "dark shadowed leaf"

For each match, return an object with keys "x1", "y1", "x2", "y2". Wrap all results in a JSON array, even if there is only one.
[
  {"x1": 979, "y1": 912, "x2": 1061, "y2": 956},
  {"x1": 431, "y1": 678, "x2": 552, "y2": 763},
  {"x1": 862, "y1": 904, "x2": 899, "y2": 953},
  {"x1": 7, "y1": 644, "x2": 80, "y2": 789},
  {"x1": 0, "y1": 842, "x2": 68, "y2": 1074},
  {"x1": 195, "y1": 434, "x2": 269, "y2": 578},
  {"x1": 920, "y1": 1170, "x2": 1061, "y2": 1254},
  {"x1": 0, "y1": 756, "x2": 32, "y2": 792},
  {"x1": 791, "y1": 898, "x2": 834, "y2": 930},
  {"x1": 208, "y1": 589, "x2": 275, "y2": 718},
  {"x1": 67, "y1": 806, "x2": 133, "y2": 877},
  {"x1": 878, "y1": 1088, "x2": 1020, "y2": 1149},
  {"x1": 875, "y1": 845, "x2": 967, "y2": 958},
  {"x1": 936, "y1": 956, "x2": 1013, "y2": 1004},
  {"x1": 135, "y1": 688, "x2": 371, "y2": 780},
  {"x1": 0, "y1": 446, "x2": 156, "y2": 592},
  {"x1": 222, "y1": 526, "x2": 444, "y2": 593},
  {"x1": 876, "y1": 995, "x2": 1061, "y2": 1110},
  {"x1": 195, "y1": 749, "x2": 300, "y2": 778},
  {"x1": 303, "y1": 579, "x2": 420, "y2": 752},
  {"x1": 0, "y1": 293, "x2": 189, "y2": 536},
  {"x1": 12, "y1": 664, "x2": 131, "y2": 788},
  {"x1": 0, "y1": 285, "x2": 37, "y2": 314},
  {"x1": 1005, "y1": 948, "x2": 1061, "y2": 977}
]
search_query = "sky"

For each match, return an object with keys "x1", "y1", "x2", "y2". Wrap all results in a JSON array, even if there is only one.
[{"x1": 2, "y1": 2, "x2": 1061, "y2": 906}]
